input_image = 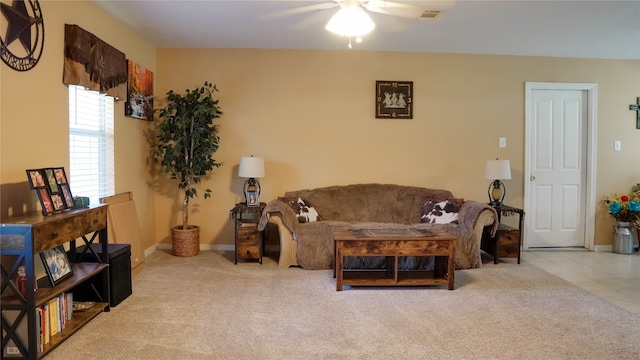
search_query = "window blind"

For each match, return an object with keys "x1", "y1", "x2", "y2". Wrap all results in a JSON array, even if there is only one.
[{"x1": 68, "y1": 85, "x2": 115, "y2": 205}]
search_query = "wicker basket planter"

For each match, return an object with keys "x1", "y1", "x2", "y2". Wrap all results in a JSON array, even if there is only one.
[{"x1": 171, "y1": 225, "x2": 200, "y2": 257}]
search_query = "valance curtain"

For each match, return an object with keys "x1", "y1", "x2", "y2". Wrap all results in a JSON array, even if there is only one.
[{"x1": 63, "y1": 24, "x2": 127, "y2": 99}]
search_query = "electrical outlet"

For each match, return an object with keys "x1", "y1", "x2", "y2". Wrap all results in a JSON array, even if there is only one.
[{"x1": 499, "y1": 137, "x2": 507, "y2": 148}]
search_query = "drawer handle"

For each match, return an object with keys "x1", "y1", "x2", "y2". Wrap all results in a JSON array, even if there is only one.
[{"x1": 51, "y1": 232, "x2": 58, "y2": 239}]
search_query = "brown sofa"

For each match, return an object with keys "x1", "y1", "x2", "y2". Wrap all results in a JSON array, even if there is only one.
[{"x1": 258, "y1": 184, "x2": 498, "y2": 270}]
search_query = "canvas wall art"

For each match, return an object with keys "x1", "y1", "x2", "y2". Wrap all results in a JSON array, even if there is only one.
[{"x1": 125, "y1": 59, "x2": 154, "y2": 121}]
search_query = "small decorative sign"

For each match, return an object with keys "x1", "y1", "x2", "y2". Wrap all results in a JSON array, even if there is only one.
[{"x1": 375, "y1": 81, "x2": 413, "y2": 119}]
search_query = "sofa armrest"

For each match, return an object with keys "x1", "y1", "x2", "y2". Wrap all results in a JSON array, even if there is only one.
[
  {"x1": 472, "y1": 208, "x2": 497, "y2": 247},
  {"x1": 258, "y1": 199, "x2": 301, "y2": 269},
  {"x1": 459, "y1": 201, "x2": 498, "y2": 251},
  {"x1": 267, "y1": 212, "x2": 299, "y2": 269}
]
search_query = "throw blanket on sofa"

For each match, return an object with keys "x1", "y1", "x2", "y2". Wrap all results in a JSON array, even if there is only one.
[{"x1": 258, "y1": 197, "x2": 496, "y2": 270}]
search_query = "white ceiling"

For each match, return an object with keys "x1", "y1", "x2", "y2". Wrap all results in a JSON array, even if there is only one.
[{"x1": 93, "y1": 0, "x2": 640, "y2": 60}]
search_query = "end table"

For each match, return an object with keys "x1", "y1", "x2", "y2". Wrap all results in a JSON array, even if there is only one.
[
  {"x1": 482, "y1": 204, "x2": 524, "y2": 264},
  {"x1": 230, "y1": 202, "x2": 266, "y2": 264}
]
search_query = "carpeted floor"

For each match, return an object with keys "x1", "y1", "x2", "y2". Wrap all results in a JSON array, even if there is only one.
[{"x1": 45, "y1": 250, "x2": 640, "y2": 360}]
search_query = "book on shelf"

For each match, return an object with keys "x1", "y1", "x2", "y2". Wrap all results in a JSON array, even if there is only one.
[
  {"x1": 40, "y1": 292, "x2": 74, "y2": 343},
  {"x1": 42, "y1": 303, "x2": 49, "y2": 345},
  {"x1": 48, "y1": 298, "x2": 58, "y2": 336},
  {"x1": 2, "y1": 291, "x2": 75, "y2": 356}
]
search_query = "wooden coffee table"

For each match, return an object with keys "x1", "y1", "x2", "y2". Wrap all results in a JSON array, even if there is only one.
[{"x1": 333, "y1": 228, "x2": 456, "y2": 291}]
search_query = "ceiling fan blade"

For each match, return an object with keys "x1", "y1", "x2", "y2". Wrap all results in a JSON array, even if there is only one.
[
  {"x1": 371, "y1": 14, "x2": 411, "y2": 33},
  {"x1": 288, "y1": 10, "x2": 334, "y2": 30},
  {"x1": 365, "y1": 1, "x2": 417, "y2": 10},
  {"x1": 263, "y1": 2, "x2": 339, "y2": 20},
  {"x1": 365, "y1": 5, "x2": 423, "y2": 19}
]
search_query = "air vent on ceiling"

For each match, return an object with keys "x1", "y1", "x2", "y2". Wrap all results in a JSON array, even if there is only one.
[{"x1": 419, "y1": 10, "x2": 441, "y2": 20}]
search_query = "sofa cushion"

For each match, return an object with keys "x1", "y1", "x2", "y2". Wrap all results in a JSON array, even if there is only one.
[
  {"x1": 279, "y1": 197, "x2": 320, "y2": 223},
  {"x1": 421, "y1": 198, "x2": 464, "y2": 224}
]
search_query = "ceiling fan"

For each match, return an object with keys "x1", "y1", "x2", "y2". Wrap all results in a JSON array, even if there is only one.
[{"x1": 266, "y1": 0, "x2": 453, "y2": 47}]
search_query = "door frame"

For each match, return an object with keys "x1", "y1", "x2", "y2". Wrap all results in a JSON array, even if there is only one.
[{"x1": 524, "y1": 82, "x2": 598, "y2": 250}]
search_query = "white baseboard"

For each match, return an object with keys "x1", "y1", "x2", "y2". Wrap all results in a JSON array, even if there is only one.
[
  {"x1": 144, "y1": 244, "x2": 157, "y2": 258},
  {"x1": 147, "y1": 243, "x2": 237, "y2": 254},
  {"x1": 593, "y1": 245, "x2": 613, "y2": 252}
]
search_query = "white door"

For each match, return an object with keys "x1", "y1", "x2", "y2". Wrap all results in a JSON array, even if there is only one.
[{"x1": 525, "y1": 84, "x2": 596, "y2": 248}]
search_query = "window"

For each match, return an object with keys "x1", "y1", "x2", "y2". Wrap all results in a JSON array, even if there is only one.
[{"x1": 68, "y1": 85, "x2": 115, "y2": 205}]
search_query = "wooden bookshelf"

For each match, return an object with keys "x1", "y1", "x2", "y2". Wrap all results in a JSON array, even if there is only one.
[{"x1": 1, "y1": 205, "x2": 111, "y2": 359}]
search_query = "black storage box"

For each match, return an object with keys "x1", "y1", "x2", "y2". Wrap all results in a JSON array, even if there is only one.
[{"x1": 72, "y1": 243, "x2": 132, "y2": 307}]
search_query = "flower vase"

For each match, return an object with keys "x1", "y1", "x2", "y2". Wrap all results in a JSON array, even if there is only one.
[{"x1": 613, "y1": 222, "x2": 634, "y2": 254}]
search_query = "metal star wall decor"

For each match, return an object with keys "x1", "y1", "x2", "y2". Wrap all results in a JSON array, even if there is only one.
[
  {"x1": 0, "y1": 0, "x2": 44, "y2": 71},
  {"x1": 630, "y1": 97, "x2": 640, "y2": 129}
]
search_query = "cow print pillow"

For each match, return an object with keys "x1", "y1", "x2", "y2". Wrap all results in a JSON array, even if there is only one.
[
  {"x1": 421, "y1": 198, "x2": 464, "y2": 224},
  {"x1": 278, "y1": 197, "x2": 320, "y2": 223}
]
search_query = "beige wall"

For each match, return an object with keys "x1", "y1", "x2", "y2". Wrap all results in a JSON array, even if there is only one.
[
  {"x1": 0, "y1": 1, "x2": 157, "y2": 251},
  {"x1": 156, "y1": 49, "x2": 640, "y2": 248}
]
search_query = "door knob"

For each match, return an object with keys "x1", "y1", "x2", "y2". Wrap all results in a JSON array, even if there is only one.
[{"x1": 530, "y1": 175, "x2": 536, "y2": 181}]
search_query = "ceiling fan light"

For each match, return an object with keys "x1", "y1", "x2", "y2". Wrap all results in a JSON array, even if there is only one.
[{"x1": 325, "y1": 7, "x2": 375, "y2": 37}]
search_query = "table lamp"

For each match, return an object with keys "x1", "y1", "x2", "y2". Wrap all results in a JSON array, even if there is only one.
[
  {"x1": 238, "y1": 156, "x2": 265, "y2": 206},
  {"x1": 485, "y1": 159, "x2": 511, "y2": 207}
]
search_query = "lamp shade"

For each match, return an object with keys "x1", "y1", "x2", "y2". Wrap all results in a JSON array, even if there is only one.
[
  {"x1": 485, "y1": 160, "x2": 512, "y2": 180},
  {"x1": 238, "y1": 156, "x2": 265, "y2": 178},
  {"x1": 325, "y1": 5, "x2": 375, "y2": 37}
]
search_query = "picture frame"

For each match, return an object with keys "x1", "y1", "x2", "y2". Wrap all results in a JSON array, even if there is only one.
[
  {"x1": 51, "y1": 194, "x2": 65, "y2": 211},
  {"x1": 40, "y1": 245, "x2": 73, "y2": 286},
  {"x1": 44, "y1": 168, "x2": 59, "y2": 193},
  {"x1": 53, "y1": 167, "x2": 68, "y2": 184},
  {"x1": 38, "y1": 188, "x2": 54, "y2": 215},
  {"x1": 375, "y1": 80, "x2": 413, "y2": 119},
  {"x1": 26, "y1": 167, "x2": 73, "y2": 215},
  {"x1": 60, "y1": 184, "x2": 74, "y2": 208},
  {"x1": 247, "y1": 190, "x2": 259, "y2": 207},
  {"x1": 26, "y1": 169, "x2": 46, "y2": 189}
]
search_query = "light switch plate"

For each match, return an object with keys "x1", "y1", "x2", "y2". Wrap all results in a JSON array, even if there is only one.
[
  {"x1": 614, "y1": 140, "x2": 621, "y2": 152},
  {"x1": 499, "y1": 137, "x2": 507, "y2": 148}
]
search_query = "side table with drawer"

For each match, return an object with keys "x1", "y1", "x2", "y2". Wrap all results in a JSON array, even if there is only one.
[
  {"x1": 230, "y1": 202, "x2": 266, "y2": 264},
  {"x1": 481, "y1": 204, "x2": 524, "y2": 264}
]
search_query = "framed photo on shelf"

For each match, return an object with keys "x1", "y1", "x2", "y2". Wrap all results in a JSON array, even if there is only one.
[
  {"x1": 60, "y1": 184, "x2": 74, "y2": 208},
  {"x1": 44, "y1": 168, "x2": 59, "y2": 193},
  {"x1": 26, "y1": 166, "x2": 74, "y2": 215},
  {"x1": 26, "y1": 169, "x2": 46, "y2": 189},
  {"x1": 40, "y1": 245, "x2": 73, "y2": 286},
  {"x1": 38, "y1": 188, "x2": 54, "y2": 215},
  {"x1": 51, "y1": 194, "x2": 65, "y2": 211},
  {"x1": 53, "y1": 167, "x2": 68, "y2": 184},
  {"x1": 375, "y1": 80, "x2": 413, "y2": 119}
]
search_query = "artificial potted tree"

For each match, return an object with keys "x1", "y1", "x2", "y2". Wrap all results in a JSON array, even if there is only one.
[{"x1": 153, "y1": 81, "x2": 222, "y2": 256}]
